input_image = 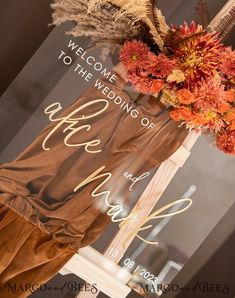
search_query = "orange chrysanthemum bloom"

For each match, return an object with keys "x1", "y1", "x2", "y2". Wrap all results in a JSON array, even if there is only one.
[
  {"x1": 148, "y1": 53, "x2": 176, "y2": 78},
  {"x1": 193, "y1": 79, "x2": 230, "y2": 114},
  {"x1": 120, "y1": 40, "x2": 150, "y2": 70},
  {"x1": 190, "y1": 111, "x2": 224, "y2": 131},
  {"x1": 169, "y1": 21, "x2": 223, "y2": 85},
  {"x1": 225, "y1": 90, "x2": 235, "y2": 102},
  {"x1": 224, "y1": 108, "x2": 235, "y2": 130},
  {"x1": 224, "y1": 108, "x2": 235, "y2": 123},
  {"x1": 219, "y1": 47, "x2": 235, "y2": 77}
]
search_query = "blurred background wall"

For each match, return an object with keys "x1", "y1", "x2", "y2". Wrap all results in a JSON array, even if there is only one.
[{"x1": 0, "y1": 0, "x2": 53, "y2": 96}]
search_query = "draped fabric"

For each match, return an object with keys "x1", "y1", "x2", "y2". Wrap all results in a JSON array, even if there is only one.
[
  {"x1": 0, "y1": 204, "x2": 74, "y2": 297},
  {"x1": 0, "y1": 72, "x2": 188, "y2": 297}
]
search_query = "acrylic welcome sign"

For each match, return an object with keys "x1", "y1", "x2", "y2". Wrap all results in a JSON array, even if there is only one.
[{"x1": 0, "y1": 1, "x2": 234, "y2": 298}]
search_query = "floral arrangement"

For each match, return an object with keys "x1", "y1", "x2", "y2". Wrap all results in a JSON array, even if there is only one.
[
  {"x1": 51, "y1": 0, "x2": 235, "y2": 155},
  {"x1": 120, "y1": 23, "x2": 235, "y2": 154}
]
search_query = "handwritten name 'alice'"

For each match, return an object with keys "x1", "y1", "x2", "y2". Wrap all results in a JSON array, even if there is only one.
[
  {"x1": 42, "y1": 99, "x2": 109, "y2": 152},
  {"x1": 42, "y1": 101, "x2": 192, "y2": 248}
]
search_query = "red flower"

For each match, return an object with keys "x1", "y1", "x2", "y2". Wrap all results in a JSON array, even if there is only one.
[
  {"x1": 169, "y1": 21, "x2": 224, "y2": 85},
  {"x1": 176, "y1": 89, "x2": 195, "y2": 105},
  {"x1": 193, "y1": 79, "x2": 229, "y2": 114},
  {"x1": 216, "y1": 129, "x2": 235, "y2": 155},
  {"x1": 148, "y1": 53, "x2": 176, "y2": 78},
  {"x1": 127, "y1": 68, "x2": 148, "y2": 84},
  {"x1": 224, "y1": 108, "x2": 235, "y2": 122},
  {"x1": 120, "y1": 40, "x2": 150, "y2": 70},
  {"x1": 172, "y1": 21, "x2": 204, "y2": 38},
  {"x1": 134, "y1": 77, "x2": 164, "y2": 94},
  {"x1": 225, "y1": 90, "x2": 235, "y2": 102},
  {"x1": 219, "y1": 47, "x2": 235, "y2": 77},
  {"x1": 127, "y1": 68, "x2": 164, "y2": 94}
]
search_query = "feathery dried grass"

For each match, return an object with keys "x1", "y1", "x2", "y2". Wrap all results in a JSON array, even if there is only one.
[
  {"x1": 88, "y1": 0, "x2": 169, "y2": 52},
  {"x1": 51, "y1": 0, "x2": 141, "y2": 56}
]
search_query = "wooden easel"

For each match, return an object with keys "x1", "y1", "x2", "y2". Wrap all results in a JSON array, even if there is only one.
[
  {"x1": 60, "y1": 131, "x2": 198, "y2": 298},
  {"x1": 58, "y1": 1, "x2": 235, "y2": 297}
]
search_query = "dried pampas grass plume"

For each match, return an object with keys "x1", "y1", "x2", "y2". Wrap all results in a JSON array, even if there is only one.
[
  {"x1": 88, "y1": 0, "x2": 169, "y2": 52},
  {"x1": 51, "y1": 0, "x2": 141, "y2": 57}
]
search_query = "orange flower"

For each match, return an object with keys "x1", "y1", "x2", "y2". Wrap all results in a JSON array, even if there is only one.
[
  {"x1": 176, "y1": 89, "x2": 195, "y2": 105},
  {"x1": 229, "y1": 120, "x2": 235, "y2": 131},
  {"x1": 190, "y1": 114, "x2": 208, "y2": 126},
  {"x1": 224, "y1": 108, "x2": 235, "y2": 122},
  {"x1": 225, "y1": 90, "x2": 235, "y2": 102},
  {"x1": 219, "y1": 47, "x2": 235, "y2": 77},
  {"x1": 148, "y1": 53, "x2": 176, "y2": 78},
  {"x1": 193, "y1": 79, "x2": 231, "y2": 113},
  {"x1": 217, "y1": 102, "x2": 230, "y2": 113},
  {"x1": 132, "y1": 78, "x2": 164, "y2": 94},
  {"x1": 191, "y1": 111, "x2": 224, "y2": 131},
  {"x1": 169, "y1": 22, "x2": 223, "y2": 85},
  {"x1": 120, "y1": 40, "x2": 150, "y2": 70},
  {"x1": 149, "y1": 79, "x2": 164, "y2": 93},
  {"x1": 170, "y1": 106, "x2": 193, "y2": 122}
]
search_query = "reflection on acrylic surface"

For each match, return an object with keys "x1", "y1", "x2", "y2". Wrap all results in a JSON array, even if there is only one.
[{"x1": 124, "y1": 186, "x2": 196, "y2": 296}]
